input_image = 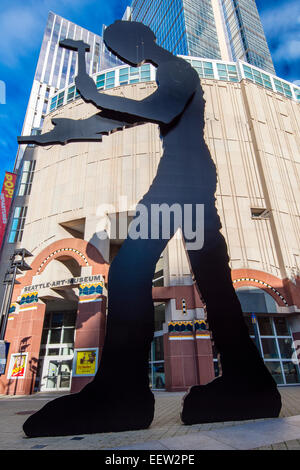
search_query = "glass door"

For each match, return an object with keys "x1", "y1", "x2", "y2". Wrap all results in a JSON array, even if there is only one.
[
  {"x1": 149, "y1": 303, "x2": 166, "y2": 390},
  {"x1": 149, "y1": 333, "x2": 165, "y2": 390},
  {"x1": 41, "y1": 357, "x2": 73, "y2": 391},
  {"x1": 244, "y1": 315, "x2": 300, "y2": 385},
  {"x1": 38, "y1": 310, "x2": 76, "y2": 391}
]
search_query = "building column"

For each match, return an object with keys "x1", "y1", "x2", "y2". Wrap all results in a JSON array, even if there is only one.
[
  {"x1": 194, "y1": 320, "x2": 215, "y2": 385},
  {"x1": 164, "y1": 320, "x2": 215, "y2": 391},
  {"x1": 0, "y1": 293, "x2": 46, "y2": 395},
  {"x1": 164, "y1": 321, "x2": 198, "y2": 391},
  {"x1": 71, "y1": 282, "x2": 107, "y2": 393}
]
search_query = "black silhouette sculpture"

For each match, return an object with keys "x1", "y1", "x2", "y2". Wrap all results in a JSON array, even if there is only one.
[{"x1": 19, "y1": 21, "x2": 281, "y2": 437}]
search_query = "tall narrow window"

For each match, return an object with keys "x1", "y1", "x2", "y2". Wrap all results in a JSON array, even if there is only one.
[
  {"x1": 152, "y1": 255, "x2": 164, "y2": 287},
  {"x1": 18, "y1": 160, "x2": 36, "y2": 196},
  {"x1": 8, "y1": 206, "x2": 28, "y2": 243}
]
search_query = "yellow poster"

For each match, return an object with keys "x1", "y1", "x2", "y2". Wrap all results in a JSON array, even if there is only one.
[{"x1": 75, "y1": 350, "x2": 97, "y2": 375}]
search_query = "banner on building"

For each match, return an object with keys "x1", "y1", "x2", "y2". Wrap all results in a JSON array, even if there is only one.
[
  {"x1": 0, "y1": 341, "x2": 10, "y2": 376},
  {"x1": 73, "y1": 348, "x2": 98, "y2": 377},
  {"x1": 7, "y1": 353, "x2": 28, "y2": 379},
  {"x1": 0, "y1": 172, "x2": 17, "y2": 249}
]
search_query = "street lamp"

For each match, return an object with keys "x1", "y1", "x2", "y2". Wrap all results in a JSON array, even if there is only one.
[{"x1": 0, "y1": 248, "x2": 32, "y2": 375}]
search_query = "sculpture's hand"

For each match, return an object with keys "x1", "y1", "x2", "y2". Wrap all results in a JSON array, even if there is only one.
[{"x1": 18, "y1": 115, "x2": 129, "y2": 146}]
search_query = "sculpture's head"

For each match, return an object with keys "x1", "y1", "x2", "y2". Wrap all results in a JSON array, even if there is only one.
[{"x1": 104, "y1": 20, "x2": 157, "y2": 67}]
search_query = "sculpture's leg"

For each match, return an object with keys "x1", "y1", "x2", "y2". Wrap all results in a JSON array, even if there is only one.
[
  {"x1": 23, "y1": 229, "x2": 169, "y2": 437},
  {"x1": 181, "y1": 204, "x2": 282, "y2": 424}
]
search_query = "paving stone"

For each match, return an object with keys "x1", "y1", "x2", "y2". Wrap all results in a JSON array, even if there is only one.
[
  {"x1": 0, "y1": 387, "x2": 300, "y2": 449},
  {"x1": 271, "y1": 442, "x2": 288, "y2": 450},
  {"x1": 285, "y1": 439, "x2": 300, "y2": 450}
]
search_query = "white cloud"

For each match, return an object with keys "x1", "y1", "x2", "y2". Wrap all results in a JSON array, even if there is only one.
[
  {"x1": 0, "y1": 0, "x2": 97, "y2": 67},
  {"x1": 0, "y1": 7, "x2": 42, "y2": 66},
  {"x1": 273, "y1": 40, "x2": 300, "y2": 61},
  {"x1": 259, "y1": 0, "x2": 300, "y2": 77},
  {"x1": 260, "y1": 0, "x2": 300, "y2": 35}
]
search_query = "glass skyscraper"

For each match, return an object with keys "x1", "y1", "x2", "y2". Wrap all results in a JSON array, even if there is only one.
[
  {"x1": 130, "y1": 0, "x2": 222, "y2": 59},
  {"x1": 129, "y1": 0, "x2": 275, "y2": 74},
  {"x1": 221, "y1": 0, "x2": 275, "y2": 74},
  {"x1": 16, "y1": 12, "x2": 119, "y2": 170}
]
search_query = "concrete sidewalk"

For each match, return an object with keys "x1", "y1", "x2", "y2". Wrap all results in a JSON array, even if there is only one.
[{"x1": 0, "y1": 387, "x2": 300, "y2": 450}]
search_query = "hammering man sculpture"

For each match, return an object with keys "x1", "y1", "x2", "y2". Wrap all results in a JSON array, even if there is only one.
[{"x1": 19, "y1": 21, "x2": 281, "y2": 437}]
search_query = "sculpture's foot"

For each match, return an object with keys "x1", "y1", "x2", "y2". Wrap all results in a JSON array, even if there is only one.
[
  {"x1": 181, "y1": 375, "x2": 282, "y2": 425},
  {"x1": 23, "y1": 385, "x2": 154, "y2": 437}
]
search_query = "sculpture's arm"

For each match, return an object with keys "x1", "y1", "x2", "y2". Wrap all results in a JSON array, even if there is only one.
[
  {"x1": 75, "y1": 61, "x2": 199, "y2": 125},
  {"x1": 17, "y1": 114, "x2": 130, "y2": 146}
]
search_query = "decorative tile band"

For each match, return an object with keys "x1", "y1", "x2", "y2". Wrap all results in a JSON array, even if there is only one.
[
  {"x1": 233, "y1": 278, "x2": 288, "y2": 306},
  {"x1": 78, "y1": 297, "x2": 103, "y2": 304},
  {"x1": 20, "y1": 292, "x2": 38, "y2": 305},
  {"x1": 79, "y1": 282, "x2": 103, "y2": 297},
  {"x1": 168, "y1": 320, "x2": 208, "y2": 333},
  {"x1": 194, "y1": 320, "x2": 208, "y2": 331},
  {"x1": 19, "y1": 306, "x2": 38, "y2": 312},
  {"x1": 168, "y1": 321, "x2": 194, "y2": 333},
  {"x1": 169, "y1": 335, "x2": 194, "y2": 341},
  {"x1": 8, "y1": 304, "x2": 17, "y2": 315},
  {"x1": 37, "y1": 248, "x2": 89, "y2": 274}
]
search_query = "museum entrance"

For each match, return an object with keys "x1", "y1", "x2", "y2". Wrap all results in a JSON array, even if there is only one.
[
  {"x1": 42, "y1": 358, "x2": 73, "y2": 391},
  {"x1": 36, "y1": 307, "x2": 77, "y2": 392},
  {"x1": 149, "y1": 302, "x2": 166, "y2": 390}
]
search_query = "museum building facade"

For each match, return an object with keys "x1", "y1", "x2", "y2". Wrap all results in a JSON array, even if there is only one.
[{"x1": 0, "y1": 56, "x2": 300, "y2": 395}]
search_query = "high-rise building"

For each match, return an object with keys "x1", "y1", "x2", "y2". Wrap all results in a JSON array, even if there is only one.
[
  {"x1": 16, "y1": 11, "x2": 120, "y2": 170},
  {"x1": 0, "y1": 12, "x2": 120, "y2": 310},
  {"x1": 129, "y1": 0, "x2": 275, "y2": 74},
  {"x1": 0, "y1": 55, "x2": 300, "y2": 395},
  {"x1": 0, "y1": 6, "x2": 299, "y2": 396},
  {"x1": 130, "y1": 0, "x2": 222, "y2": 59},
  {"x1": 221, "y1": 0, "x2": 275, "y2": 74}
]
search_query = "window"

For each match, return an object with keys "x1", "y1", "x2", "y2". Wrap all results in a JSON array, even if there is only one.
[
  {"x1": 119, "y1": 67, "x2": 129, "y2": 85},
  {"x1": 251, "y1": 208, "x2": 270, "y2": 219},
  {"x1": 149, "y1": 303, "x2": 166, "y2": 390},
  {"x1": 129, "y1": 67, "x2": 139, "y2": 77},
  {"x1": 244, "y1": 315, "x2": 300, "y2": 385},
  {"x1": 294, "y1": 87, "x2": 300, "y2": 102},
  {"x1": 96, "y1": 70, "x2": 116, "y2": 90},
  {"x1": 152, "y1": 256, "x2": 164, "y2": 287},
  {"x1": 217, "y1": 63, "x2": 238, "y2": 82},
  {"x1": 96, "y1": 73, "x2": 105, "y2": 89},
  {"x1": 272, "y1": 78, "x2": 292, "y2": 98},
  {"x1": 40, "y1": 311, "x2": 76, "y2": 354},
  {"x1": 105, "y1": 71, "x2": 115, "y2": 89},
  {"x1": 56, "y1": 91, "x2": 65, "y2": 108},
  {"x1": 50, "y1": 95, "x2": 57, "y2": 111},
  {"x1": 243, "y1": 65, "x2": 273, "y2": 92},
  {"x1": 9, "y1": 206, "x2": 27, "y2": 243},
  {"x1": 67, "y1": 86, "x2": 76, "y2": 102},
  {"x1": 18, "y1": 160, "x2": 36, "y2": 196},
  {"x1": 191, "y1": 59, "x2": 216, "y2": 79}
]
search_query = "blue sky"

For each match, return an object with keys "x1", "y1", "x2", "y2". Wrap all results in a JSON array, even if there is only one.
[{"x1": 0, "y1": 0, "x2": 299, "y2": 186}]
